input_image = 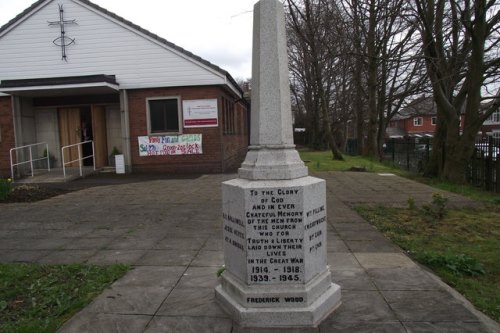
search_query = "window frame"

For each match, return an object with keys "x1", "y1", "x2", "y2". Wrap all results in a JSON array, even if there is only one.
[
  {"x1": 486, "y1": 109, "x2": 500, "y2": 124},
  {"x1": 413, "y1": 117, "x2": 423, "y2": 126},
  {"x1": 222, "y1": 96, "x2": 236, "y2": 135},
  {"x1": 431, "y1": 116, "x2": 437, "y2": 126},
  {"x1": 146, "y1": 96, "x2": 182, "y2": 135}
]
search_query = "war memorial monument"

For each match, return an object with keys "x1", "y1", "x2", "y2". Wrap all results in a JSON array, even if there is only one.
[{"x1": 215, "y1": 0, "x2": 342, "y2": 327}]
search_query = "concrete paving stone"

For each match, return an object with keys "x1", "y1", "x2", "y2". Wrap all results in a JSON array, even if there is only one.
[
  {"x1": 319, "y1": 321, "x2": 406, "y2": 333},
  {"x1": 402, "y1": 321, "x2": 492, "y2": 333},
  {"x1": 154, "y1": 237, "x2": 207, "y2": 250},
  {"x1": 367, "y1": 267, "x2": 444, "y2": 291},
  {"x1": 382, "y1": 290, "x2": 479, "y2": 322},
  {"x1": 38, "y1": 249, "x2": 97, "y2": 264},
  {"x1": 345, "y1": 239, "x2": 401, "y2": 252},
  {"x1": 0, "y1": 238, "x2": 39, "y2": 250},
  {"x1": 46, "y1": 228, "x2": 94, "y2": 238},
  {"x1": 157, "y1": 287, "x2": 228, "y2": 317},
  {"x1": 174, "y1": 224, "x2": 221, "y2": 236},
  {"x1": 191, "y1": 250, "x2": 224, "y2": 267},
  {"x1": 164, "y1": 227, "x2": 210, "y2": 238},
  {"x1": 57, "y1": 311, "x2": 151, "y2": 333},
  {"x1": 2, "y1": 221, "x2": 42, "y2": 230},
  {"x1": 322, "y1": 290, "x2": 397, "y2": 323},
  {"x1": 19, "y1": 238, "x2": 73, "y2": 250},
  {"x1": 87, "y1": 227, "x2": 129, "y2": 238},
  {"x1": 136, "y1": 250, "x2": 198, "y2": 266},
  {"x1": 177, "y1": 266, "x2": 220, "y2": 288},
  {"x1": 0, "y1": 229, "x2": 18, "y2": 237},
  {"x1": 39, "y1": 222, "x2": 76, "y2": 230},
  {"x1": 327, "y1": 252, "x2": 363, "y2": 270},
  {"x1": 233, "y1": 326, "x2": 319, "y2": 333},
  {"x1": 61, "y1": 237, "x2": 114, "y2": 250},
  {"x1": 330, "y1": 216, "x2": 369, "y2": 224},
  {"x1": 335, "y1": 229, "x2": 389, "y2": 241},
  {"x1": 143, "y1": 316, "x2": 232, "y2": 333},
  {"x1": 8, "y1": 229, "x2": 60, "y2": 238},
  {"x1": 330, "y1": 269, "x2": 377, "y2": 291},
  {"x1": 354, "y1": 253, "x2": 416, "y2": 269},
  {"x1": 332, "y1": 223, "x2": 376, "y2": 231},
  {"x1": 112, "y1": 266, "x2": 185, "y2": 288},
  {"x1": 0, "y1": 250, "x2": 51, "y2": 263},
  {"x1": 202, "y1": 237, "x2": 224, "y2": 251},
  {"x1": 85, "y1": 286, "x2": 171, "y2": 315},
  {"x1": 86, "y1": 250, "x2": 148, "y2": 265},
  {"x1": 326, "y1": 239, "x2": 349, "y2": 252},
  {"x1": 106, "y1": 237, "x2": 161, "y2": 250}
]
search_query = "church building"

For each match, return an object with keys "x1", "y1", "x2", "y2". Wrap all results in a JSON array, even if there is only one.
[{"x1": 0, "y1": 0, "x2": 248, "y2": 177}]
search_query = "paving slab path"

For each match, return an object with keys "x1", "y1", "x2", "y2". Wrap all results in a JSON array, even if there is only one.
[{"x1": 0, "y1": 172, "x2": 498, "y2": 333}]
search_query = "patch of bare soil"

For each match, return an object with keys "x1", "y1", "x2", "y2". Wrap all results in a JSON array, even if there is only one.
[{"x1": 0, "y1": 185, "x2": 70, "y2": 203}]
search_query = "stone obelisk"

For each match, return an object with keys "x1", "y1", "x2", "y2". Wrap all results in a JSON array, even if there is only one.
[{"x1": 215, "y1": 0, "x2": 341, "y2": 327}]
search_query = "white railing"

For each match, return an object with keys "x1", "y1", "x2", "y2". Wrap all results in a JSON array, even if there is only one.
[
  {"x1": 61, "y1": 140, "x2": 96, "y2": 179},
  {"x1": 10, "y1": 142, "x2": 51, "y2": 181}
]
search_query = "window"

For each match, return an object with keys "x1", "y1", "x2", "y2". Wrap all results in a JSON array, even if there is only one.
[
  {"x1": 147, "y1": 97, "x2": 181, "y2": 134},
  {"x1": 413, "y1": 117, "x2": 423, "y2": 126},
  {"x1": 431, "y1": 117, "x2": 437, "y2": 126},
  {"x1": 222, "y1": 97, "x2": 236, "y2": 135},
  {"x1": 485, "y1": 109, "x2": 500, "y2": 124}
]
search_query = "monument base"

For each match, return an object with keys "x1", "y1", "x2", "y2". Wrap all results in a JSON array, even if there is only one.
[
  {"x1": 219, "y1": 176, "x2": 341, "y2": 327},
  {"x1": 215, "y1": 270, "x2": 341, "y2": 327}
]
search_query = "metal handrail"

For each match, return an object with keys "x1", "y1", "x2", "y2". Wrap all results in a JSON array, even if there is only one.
[
  {"x1": 61, "y1": 140, "x2": 96, "y2": 179},
  {"x1": 10, "y1": 142, "x2": 50, "y2": 181}
]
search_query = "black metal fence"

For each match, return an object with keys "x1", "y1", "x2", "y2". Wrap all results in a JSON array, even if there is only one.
[{"x1": 383, "y1": 137, "x2": 500, "y2": 193}]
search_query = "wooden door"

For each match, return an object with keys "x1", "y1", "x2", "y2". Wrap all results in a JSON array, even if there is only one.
[
  {"x1": 91, "y1": 105, "x2": 108, "y2": 167},
  {"x1": 59, "y1": 108, "x2": 81, "y2": 167}
]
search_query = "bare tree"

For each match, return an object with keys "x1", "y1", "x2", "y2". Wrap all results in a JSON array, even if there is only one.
[
  {"x1": 414, "y1": 0, "x2": 500, "y2": 182},
  {"x1": 286, "y1": 0, "x2": 344, "y2": 160},
  {"x1": 341, "y1": 0, "x2": 427, "y2": 158}
]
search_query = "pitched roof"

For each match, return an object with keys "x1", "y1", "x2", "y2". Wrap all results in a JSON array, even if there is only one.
[
  {"x1": 0, "y1": 0, "x2": 243, "y2": 96},
  {"x1": 393, "y1": 96, "x2": 437, "y2": 120}
]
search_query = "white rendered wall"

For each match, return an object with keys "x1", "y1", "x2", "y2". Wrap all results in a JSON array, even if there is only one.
[{"x1": 0, "y1": 0, "x2": 227, "y2": 89}]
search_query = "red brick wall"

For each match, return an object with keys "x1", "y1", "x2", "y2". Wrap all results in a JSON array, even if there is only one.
[
  {"x1": 404, "y1": 116, "x2": 436, "y2": 133},
  {"x1": 127, "y1": 86, "x2": 248, "y2": 174},
  {"x1": 0, "y1": 96, "x2": 14, "y2": 177}
]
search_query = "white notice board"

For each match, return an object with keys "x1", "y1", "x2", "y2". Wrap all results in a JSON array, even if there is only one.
[{"x1": 182, "y1": 99, "x2": 218, "y2": 128}]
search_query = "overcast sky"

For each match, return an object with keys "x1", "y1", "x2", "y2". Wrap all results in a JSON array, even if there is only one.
[{"x1": 0, "y1": 0, "x2": 258, "y2": 79}]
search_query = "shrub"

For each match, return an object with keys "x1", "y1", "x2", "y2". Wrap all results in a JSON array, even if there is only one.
[
  {"x1": 421, "y1": 192, "x2": 449, "y2": 222},
  {"x1": 0, "y1": 178, "x2": 12, "y2": 200},
  {"x1": 413, "y1": 251, "x2": 485, "y2": 277}
]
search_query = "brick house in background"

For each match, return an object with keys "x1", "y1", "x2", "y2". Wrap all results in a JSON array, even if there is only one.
[
  {"x1": 387, "y1": 96, "x2": 465, "y2": 139},
  {"x1": 0, "y1": 0, "x2": 248, "y2": 177},
  {"x1": 479, "y1": 107, "x2": 500, "y2": 140}
]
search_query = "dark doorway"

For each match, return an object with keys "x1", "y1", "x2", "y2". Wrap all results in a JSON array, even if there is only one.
[{"x1": 80, "y1": 107, "x2": 94, "y2": 166}]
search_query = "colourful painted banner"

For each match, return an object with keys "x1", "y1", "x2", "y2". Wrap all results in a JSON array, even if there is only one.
[{"x1": 138, "y1": 134, "x2": 202, "y2": 156}]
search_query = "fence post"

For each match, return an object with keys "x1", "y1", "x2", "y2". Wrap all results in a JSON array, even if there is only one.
[
  {"x1": 485, "y1": 137, "x2": 493, "y2": 191},
  {"x1": 406, "y1": 137, "x2": 410, "y2": 171},
  {"x1": 391, "y1": 138, "x2": 395, "y2": 162}
]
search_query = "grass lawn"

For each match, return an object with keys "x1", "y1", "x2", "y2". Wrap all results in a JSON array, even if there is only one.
[
  {"x1": 299, "y1": 149, "x2": 499, "y2": 321},
  {"x1": 355, "y1": 204, "x2": 500, "y2": 321},
  {"x1": 299, "y1": 149, "x2": 411, "y2": 175},
  {"x1": 299, "y1": 149, "x2": 500, "y2": 204},
  {"x1": 0, "y1": 263, "x2": 128, "y2": 333}
]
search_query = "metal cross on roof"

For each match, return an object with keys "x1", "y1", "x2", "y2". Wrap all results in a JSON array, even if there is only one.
[{"x1": 48, "y1": 4, "x2": 77, "y2": 61}]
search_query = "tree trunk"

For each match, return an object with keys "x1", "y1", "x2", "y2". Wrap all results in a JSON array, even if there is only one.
[{"x1": 364, "y1": 0, "x2": 379, "y2": 158}]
